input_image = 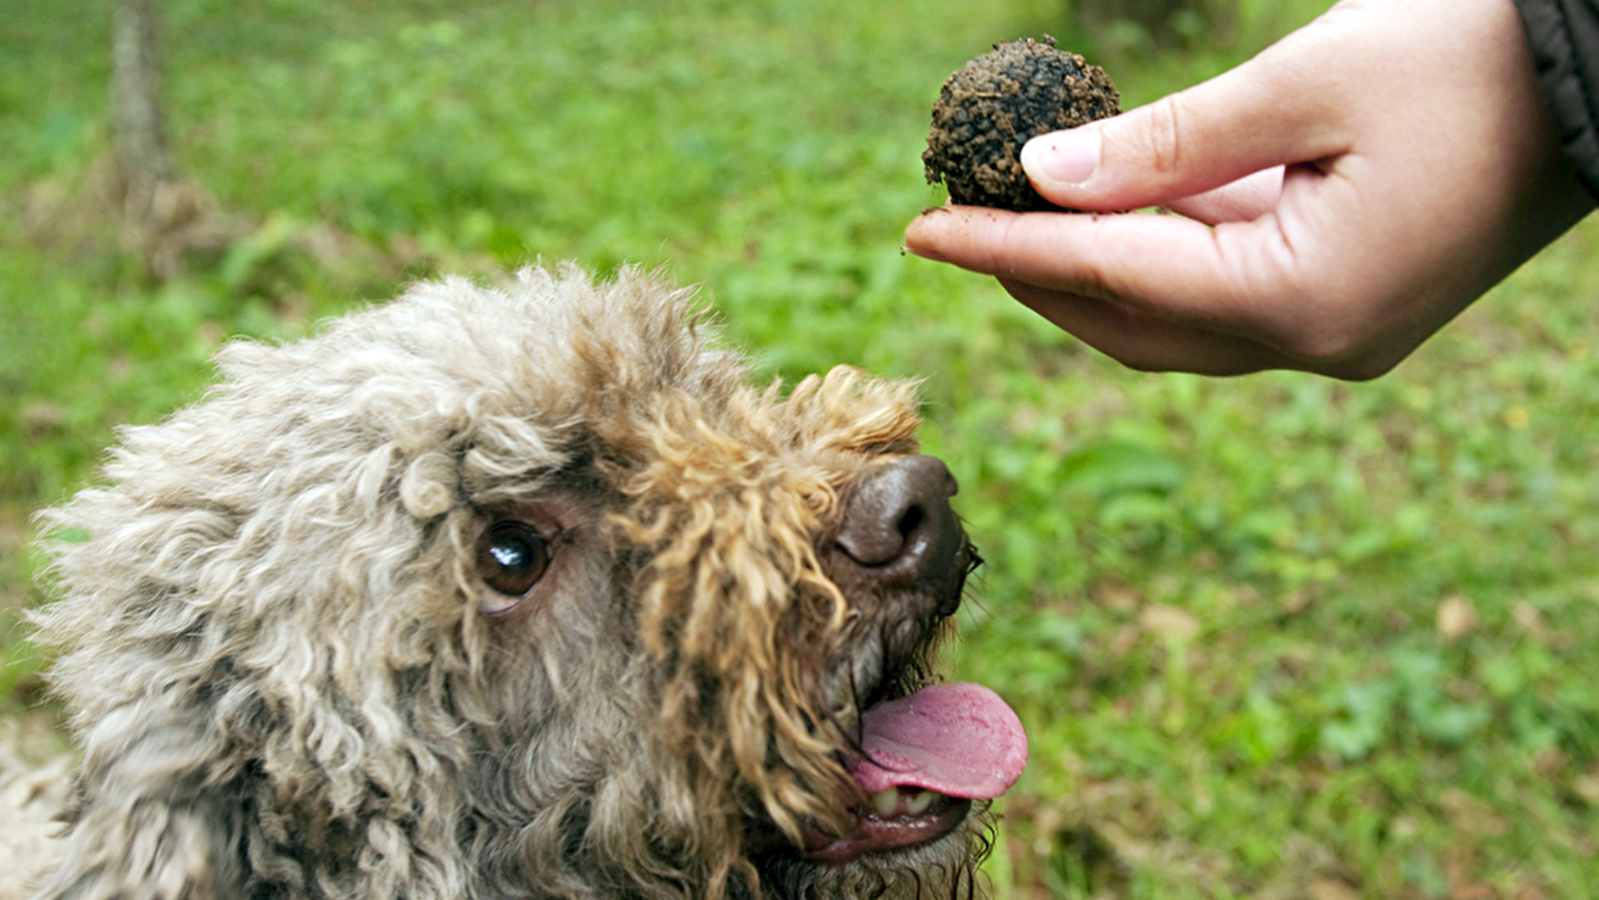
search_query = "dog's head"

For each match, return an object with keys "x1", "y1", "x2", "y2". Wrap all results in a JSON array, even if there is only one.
[{"x1": 31, "y1": 266, "x2": 1025, "y2": 900}]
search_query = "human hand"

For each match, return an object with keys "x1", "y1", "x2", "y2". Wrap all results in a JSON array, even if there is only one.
[{"x1": 904, "y1": 0, "x2": 1595, "y2": 378}]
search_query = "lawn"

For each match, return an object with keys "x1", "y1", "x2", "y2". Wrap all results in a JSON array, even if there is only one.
[{"x1": 2, "y1": 0, "x2": 1596, "y2": 896}]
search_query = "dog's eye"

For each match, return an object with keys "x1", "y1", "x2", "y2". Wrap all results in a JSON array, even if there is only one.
[{"x1": 477, "y1": 521, "x2": 550, "y2": 599}]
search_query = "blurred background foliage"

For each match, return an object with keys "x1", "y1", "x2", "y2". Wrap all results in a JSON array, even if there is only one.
[{"x1": 3, "y1": 0, "x2": 1597, "y2": 897}]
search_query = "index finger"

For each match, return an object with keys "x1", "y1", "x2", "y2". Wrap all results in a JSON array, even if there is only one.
[{"x1": 903, "y1": 204, "x2": 1302, "y2": 340}]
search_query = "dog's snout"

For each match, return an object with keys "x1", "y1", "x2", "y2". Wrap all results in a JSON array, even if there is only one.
[{"x1": 835, "y1": 455, "x2": 963, "y2": 591}]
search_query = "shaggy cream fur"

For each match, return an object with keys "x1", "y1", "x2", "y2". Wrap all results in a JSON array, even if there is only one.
[
  {"x1": 0, "y1": 736, "x2": 68, "y2": 900},
  {"x1": 7, "y1": 266, "x2": 1007, "y2": 900}
]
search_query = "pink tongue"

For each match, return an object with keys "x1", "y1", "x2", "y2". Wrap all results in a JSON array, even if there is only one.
[{"x1": 847, "y1": 683, "x2": 1028, "y2": 799}]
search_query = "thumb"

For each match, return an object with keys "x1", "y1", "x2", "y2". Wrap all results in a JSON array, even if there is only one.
[{"x1": 1020, "y1": 46, "x2": 1347, "y2": 211}]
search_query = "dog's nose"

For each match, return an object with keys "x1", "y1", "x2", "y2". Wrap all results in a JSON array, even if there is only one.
[{"x1": 835, "y1": 455, "x2": 964, "y2": 598}]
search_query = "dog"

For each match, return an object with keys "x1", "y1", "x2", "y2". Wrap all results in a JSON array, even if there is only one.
[{"x1": 6, "y1": 265, "x2": 1026, "y2": 900}]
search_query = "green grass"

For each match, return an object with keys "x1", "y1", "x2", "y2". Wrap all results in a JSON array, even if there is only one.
[{"x1": 4, "y1": 0, "x2": 1597, "y2": 896}]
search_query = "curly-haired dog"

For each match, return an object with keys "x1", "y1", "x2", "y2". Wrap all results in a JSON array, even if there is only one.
[{"x1": 6, "y1": 266, "x2": 1027, "y2": 900}]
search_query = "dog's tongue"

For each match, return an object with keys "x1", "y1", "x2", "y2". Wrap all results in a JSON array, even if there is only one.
[{"x1": 848, "y1": 683, "x2": 1027, "y2": 799}]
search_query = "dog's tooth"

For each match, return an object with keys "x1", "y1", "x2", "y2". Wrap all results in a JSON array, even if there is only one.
[
  {"x1": 869, "y1": 787, "x2": 900, "y2": 816},
  {"x1": 904, "y1": 789, "x2": 936, "y2": 816}
]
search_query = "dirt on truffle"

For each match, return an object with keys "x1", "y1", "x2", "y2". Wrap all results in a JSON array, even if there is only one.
[{"x1": 923, "y1": 37, "x2": 1120, "y2": 212}]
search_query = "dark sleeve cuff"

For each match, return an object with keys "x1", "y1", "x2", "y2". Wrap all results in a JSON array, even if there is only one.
[{"x1": 1514, "y1": 0, "x2": 1599, "y2": 200}]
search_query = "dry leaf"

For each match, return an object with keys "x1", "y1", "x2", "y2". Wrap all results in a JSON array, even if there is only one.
[
  {"x1": 1573, "y1": 765, "x2": 1599, "y2": 806},
  {"x1": 1436, "y1": 595, "x2": 1479, "y2": 642},
  {"x1": 1280, "y1": 590, "x2": 1314, "y2": 616},
  {"x1": 1309, "y1": 879, "x2": 1361, "y2": 900},
  {"x1": 1139, "y1": 604, "x2": 1199, "y2": 641},
  {"x1": 1532, "y1": 747, "x2": 1567, "y2": 778},
  {"x1": 1439, "y1": 788, "x2": 1511, "y2": 837},
  {"x1": 1512, "y1": 602, "x2": 1550, "y2": 644},
  {"x1": 1106, "y1": 625, "x2": 1141, "y2": 662},
  {"x1": 1092, "y1": 582, "x2": 1141, "y2": 612}
]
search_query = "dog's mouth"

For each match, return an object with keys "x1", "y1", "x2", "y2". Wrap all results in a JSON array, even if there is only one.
[
  {"x1": 760, "y1": 681, "x2": 1025, "y2": 865},
  {"x1": 744, "y1": 454, "x2": 1027, "y2": 865}
]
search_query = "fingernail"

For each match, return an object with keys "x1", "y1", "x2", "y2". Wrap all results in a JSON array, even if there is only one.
[
  {"x1": 1022, "y1": 128, "x2": 1100, "y2": 184},
  {"x1": 902, "y1": 216, "x2": 950, "y2": 263}
]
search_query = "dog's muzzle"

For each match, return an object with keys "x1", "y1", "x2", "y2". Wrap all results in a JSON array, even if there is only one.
[{"x1": 798, "y1": 455, "x2": 1028, "y2": 863}]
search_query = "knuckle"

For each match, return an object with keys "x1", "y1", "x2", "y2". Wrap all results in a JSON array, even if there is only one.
[
  {"x1": 1060, "y1": 230, "x2": 1125, "y2": 305},
  {"x1": 988, "y1": 214, "x2": 1029, "y2": 280},
  {"x1": 1135, "y1": 96, "x2": 1187, "y2": 181}
]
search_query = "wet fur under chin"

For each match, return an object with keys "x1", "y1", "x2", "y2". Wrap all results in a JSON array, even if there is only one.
[
  {"x1": 8, "y1": 265, "x2": 996, "y2": 900},
  {"x1": 751, "y1": 807, "x2": 996, "y2": 900}
]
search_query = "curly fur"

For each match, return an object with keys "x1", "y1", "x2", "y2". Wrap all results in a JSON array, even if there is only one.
[
  {"x1": 8, "y1": 265, "x2": 994, "y2": 900},
  {"x1": 0, "y1": 736, "x2": 69, "y2": 900}
]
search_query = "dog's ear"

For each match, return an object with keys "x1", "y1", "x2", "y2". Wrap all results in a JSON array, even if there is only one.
[
  {"x1": 30, "y1": 440, "x2": 479, "y2": 900},
  {"x1": 29, "y1": 703, "x2": 251, "y2": 900}
]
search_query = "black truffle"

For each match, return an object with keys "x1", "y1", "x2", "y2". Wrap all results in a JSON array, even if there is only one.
[{"x1": 923, "y1": 37, "x2": 1121, "y2": 211}]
